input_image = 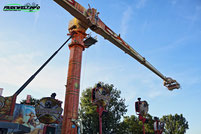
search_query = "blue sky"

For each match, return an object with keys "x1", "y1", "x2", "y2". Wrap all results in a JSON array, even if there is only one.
[{"x1": 0, "y1": 0, "x2": 201, "y2": 133}]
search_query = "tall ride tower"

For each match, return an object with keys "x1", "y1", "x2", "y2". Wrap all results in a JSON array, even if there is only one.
[{"x1": 62, "y1": 18, "x2": 96, "y2": 134}]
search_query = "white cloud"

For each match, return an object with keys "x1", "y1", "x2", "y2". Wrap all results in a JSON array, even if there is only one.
[
  {"x1": 0, "y1": 52, "x2": 68, "y2": 105},
  {"x1": 148, "y1": 89, "x2": 163, "y2": 98},
  {"x1": 33, "y1": 0, "x2": 41, "y2": 25},
  {"x1": 34, "y1": 10, "x2": 40, "y2": 25},
  {"x1": 120, "y1": 6, "x2": 133, "y2": 39},
  {"x1": 0, "y1": 39, "x2": 68, "y2": 105},
  {"x1": 136, "y1": 0, "x2": 147, "y2": 9},
  {"x1": 179, "y1": 5, "x2": 201, "y2": 30},
  {"x1": 171, "y1": 0, "x2": 177, "y2": 6},
  {"x1": 80, "y1": 58, "x2": 170, "y2": 103},
  {"x1": 147, "y1": 36, "x2": 190, "y2": 54}
]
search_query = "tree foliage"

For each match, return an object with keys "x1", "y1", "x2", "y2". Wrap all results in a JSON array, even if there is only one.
[
  {"x1": 160, "y1": 114, "x2": 189, "y2": 134},
  {"x1": 118, "y1": 114, "x2": 154, "y2": 134},
  {"x1": 79, "y1": 82, "x2": 127, "y2": 134},
  {"x1": 20, "y1": 96, "x2": 39, "y2": 106}
]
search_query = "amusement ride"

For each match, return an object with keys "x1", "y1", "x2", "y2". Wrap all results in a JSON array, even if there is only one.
[{"x1": 0, "y1": 0, "x2": 181, "y2": 134}]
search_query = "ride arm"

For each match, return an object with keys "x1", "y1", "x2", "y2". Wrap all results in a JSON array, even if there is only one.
[
  {"x1": 92, "y1": 24, "x2": 180, "y2": 90},
  {"x1": 53, "y1": 0, "x2": 180, "y2": 90}
]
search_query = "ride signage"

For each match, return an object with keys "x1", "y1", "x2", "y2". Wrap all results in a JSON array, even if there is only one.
[
  {"x1": 135, "y1": 98, "x2": 149, "y2": 116},
  {"x1": 0, "y1": 96, "x2": 16, "y2": 121},
  {"x1": 0, "y1": 96, "x2": 5, "y2": 109},
  {"x1": 92, "y1": 84, "x2": 110, "y2": 107},
  {"x1": 35, "y1": 97, "x2": 63, "y2": 124}
]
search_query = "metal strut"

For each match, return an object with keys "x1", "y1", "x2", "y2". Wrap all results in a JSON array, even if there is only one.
[{"x1": 14, "y1": 35, "x2": 73, "y2": 96}]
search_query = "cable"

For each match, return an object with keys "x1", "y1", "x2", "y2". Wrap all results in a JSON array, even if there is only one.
[
  {"x1": 14, "y1": 35, "x2": 73, "y2": 96},
  {"x1": 81, "y1": 49, "x2": 88, "y2": 92}
]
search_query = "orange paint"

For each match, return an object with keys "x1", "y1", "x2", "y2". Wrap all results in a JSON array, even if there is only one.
[{"x1": 62, "y1": 31, "x2": 86, "y2": 134}]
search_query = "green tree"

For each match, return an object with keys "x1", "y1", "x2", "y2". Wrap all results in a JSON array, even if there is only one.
[
  {"x1": 145, "y1": 114, "x2": 155, "y2": 134},
  {"x1": 161, "y1": 114, "x2": 189, "y2": 134},
  {"x1": 79, "y1": 82, "x2": 127, "y2": 134},
  {"x1": 118, "y1": 115, "x2": 142, "y2": 134},
  {"x1": 118, "y1": 114, "x2": 155, "y2": 134}
]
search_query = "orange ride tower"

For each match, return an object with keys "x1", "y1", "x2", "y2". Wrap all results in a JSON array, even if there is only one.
[{"x1": 62, "y1": 18, "x2": 87, "y2": 134}]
